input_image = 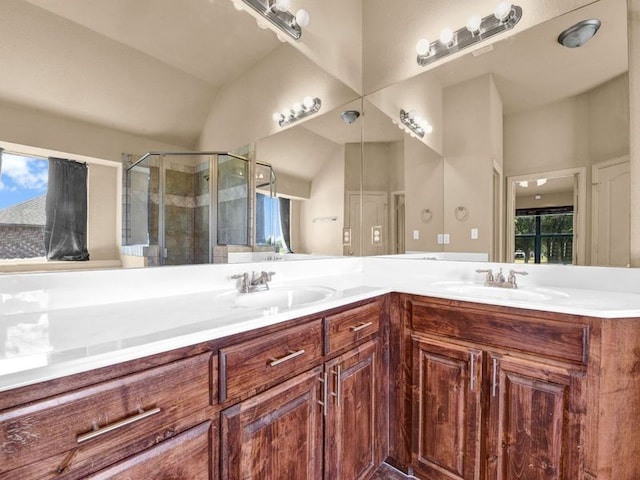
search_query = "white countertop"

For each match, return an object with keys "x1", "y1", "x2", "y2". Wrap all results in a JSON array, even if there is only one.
[{"x1": 2, "y1": 256, "x2": 640, "y2": 393}]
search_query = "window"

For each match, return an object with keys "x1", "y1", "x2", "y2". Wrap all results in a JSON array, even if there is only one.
[
  {"x1": 255, "y1": 193, "x2": 291, "y2": 253},
  {"x1": 514, "y1": 206, "x2": 574, "y2": 264},
  {"x1": 0, "y1": 153, "x2": 49, "y2": 260}
]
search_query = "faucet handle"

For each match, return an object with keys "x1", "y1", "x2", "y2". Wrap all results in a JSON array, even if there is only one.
[
  {"x1": 507, "y1": 269, "x2": 527, "y2": 289},
  {"x1": 509, "y1": 270, "x2": 528, "y2": 276},
  {"x1": 476, "y1": 268, "x2": 494, "y2": 283},
  {"x1": 230, "y1": 273, "x2": 247, "y2": 280}
]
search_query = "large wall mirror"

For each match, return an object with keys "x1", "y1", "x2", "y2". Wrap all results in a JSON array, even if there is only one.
[
  {"x1": 0, "y1": 0, "x2": 632, "y2": 270},
  {"x1": 362, "y1": 0, "x2": 630, "y2": 267}
]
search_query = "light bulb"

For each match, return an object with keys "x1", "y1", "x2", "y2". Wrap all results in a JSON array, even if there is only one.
[
  {"x1": 414, "y1": 115, "x2": 423, "y2": 126},
  {"x1": 274, "y1": 0, "x2": 291, "y2": 11},
  {"x1": 281, "y1": 110, "x2": 290, "y2": 119},
  {"x1": 292, "y1": 102, "x2": 303, "y2": 114},
  {"x1": 407, "y1": 109, "x2": 416, "y2": 120},
  {"x1": 494, "y1": 1, "x2": 512, "y2": 21},
  {"x1": 302, "y1": 96, "x2": 315, "y2": 109},
  {"x1": 416, "y1": 38, "x2": 431, "y2": 56},
  {"x1": 466, "y1": 15, "x2": 482, "y2": 33},
  {"x1": 295, "y1": 9, "x2": 310, "y2": 27},
  {"x1": 424, "y1": 124, "x2": 434, "y2": 134},
  {"x1": 272, "y1": 112, "x2": 283, "y2": 122},
  {"x1": 440, "y1": 28, "x2": 454, "y2": 46}
]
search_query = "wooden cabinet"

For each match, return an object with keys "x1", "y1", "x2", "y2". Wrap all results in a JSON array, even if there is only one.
[
  {"x1": 0, "y1": 352, "x2": 215, "y2": 479},
  {"x1": 85, "y1": 421, "x2": 216, "y2": 480},
  {"x1": 325, "y1": 339, "x2": 381, "y2": 480},
  {"x1": 410, "y1": 336, "x2": 482, "y2": 480},
  {"x1": 399, "y1": 295, "x2": 589, "y2": 480},
  {"x1": 220, "y1": 367, "x2": 324, "y2": 480},
  {"x1": 485, "y1": 355, "x2": 584, "y2": 480},
  {"x1": 220, "y1": 298, "x2": 386, "y2": 480}
]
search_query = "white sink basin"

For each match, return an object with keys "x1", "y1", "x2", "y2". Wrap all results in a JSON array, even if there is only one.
[
  {"x1": 430, "y1": 281, "x2": 569, "y2": 302},
  {"x1": 218, "y1": 286, "x2": 336, "y2": 310}
]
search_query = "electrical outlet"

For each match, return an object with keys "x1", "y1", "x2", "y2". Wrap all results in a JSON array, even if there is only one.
[
  {"x1": 443, "y1": 234, "x2": 450, "y2": 244},
  {"x1": 342, "y1": 227, "x2": 351, "y2": 246},
  {"x1": 371, "y1": 226, "x2": 383, "y2": 246},
  {"x1": 437, "y1": 234, "x2": 444, "y2": 245}
]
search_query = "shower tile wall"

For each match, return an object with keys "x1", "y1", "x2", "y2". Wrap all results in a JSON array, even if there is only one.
[{"x1": 163, "y1": 161, "x2": 210, "y2": 266}]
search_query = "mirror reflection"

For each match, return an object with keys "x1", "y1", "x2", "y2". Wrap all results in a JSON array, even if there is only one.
[{"x1": 364, "y1": 0, "x2": 629, "y2": 266}]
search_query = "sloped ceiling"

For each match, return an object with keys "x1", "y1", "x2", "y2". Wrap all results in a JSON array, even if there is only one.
[{"x1": 2, "y1": 0, "x2": 280, "y2": 148}]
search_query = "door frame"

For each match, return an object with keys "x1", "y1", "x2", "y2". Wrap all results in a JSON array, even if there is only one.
[{"x1": 505, "y1": 167, "x2": 586, "y2": 265}]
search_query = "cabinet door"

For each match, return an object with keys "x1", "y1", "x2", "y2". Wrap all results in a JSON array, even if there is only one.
[
  {"x1": 325, "y1": 338, "x2": 381, "y2": 480},
  {"x1": 486, "y1": 355, "x2": 585, "y2": 480},
  {"x1": 411, "y1": 336, "x2": 482, "y2": 480},
  {"x1": 220, "y1": 367, "x2": 324, "y2": 480}
]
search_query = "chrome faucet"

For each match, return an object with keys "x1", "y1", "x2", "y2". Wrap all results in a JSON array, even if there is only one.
[
  {"x1": 231, "y1": 271, "x2": 276, "y2": 293},
  {"x1": 476, "y1": 268, "x2": 527, "y2": 289}
]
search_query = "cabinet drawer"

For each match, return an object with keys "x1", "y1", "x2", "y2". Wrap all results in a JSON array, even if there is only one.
[
  {"x1": 324, "y1": 300, "x2": 382, "y2": 355},
  {"x1": 86, "y1": 421, "x2": 214, "y2": 479},
  {"x1": 0, "y1": 353, "x2": 212, "y2": 478},
  {"x1": 219, "y1": 320, "x2": 323, "y2": 402},
  {"x1": 409, "y1": 300, "x2": 588, "y2": 365}
]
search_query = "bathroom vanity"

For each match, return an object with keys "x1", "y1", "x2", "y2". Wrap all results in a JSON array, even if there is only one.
[{"x1": 2, "y1": 258, "x2": 640, "y2": 479}]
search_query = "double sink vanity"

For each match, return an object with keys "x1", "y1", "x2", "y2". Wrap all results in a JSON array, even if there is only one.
[{"x1": 2, "y1": 257, "x2": 640, "y2": 479}]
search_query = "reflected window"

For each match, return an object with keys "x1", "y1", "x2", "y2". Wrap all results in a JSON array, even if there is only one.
[
  {"x1": 514, "y1": 206, "x2": 573, "y2": 264},
  {"x1": 0, "y1": 153, "x2": 48, "y2": 260},
  {"x1": 255, "y1": 193, "x2": 291, "y2": 253}
]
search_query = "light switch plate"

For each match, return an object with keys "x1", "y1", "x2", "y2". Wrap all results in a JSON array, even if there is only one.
[
  {"x1": 471, "y1": 228, "x2": 478, "y2": 240},
  {"x1": 413, "y1": 230, "x2": 420, "y2": 240}
]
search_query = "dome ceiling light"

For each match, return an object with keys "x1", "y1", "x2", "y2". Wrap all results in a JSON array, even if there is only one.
[{"x1": 557, "y1": 19, "x2": 601, "y2": 48}]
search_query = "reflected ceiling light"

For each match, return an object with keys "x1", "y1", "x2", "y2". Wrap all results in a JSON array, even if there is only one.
[
  {"x1": 558, "y1": 19, "x2": 601, "y2": 48},
  {"x1": 466, "y1": 15, "x2": 482, "y2": 34},
  {"x1": 273, "y1": 96, "x2": 321, "y2": 127},
  {"x1": 239, "y1": 0, "x2": 310, "y2": 40},
  {"x1": 416, "y1": 3, "x2": 522, "y2": 67},
  {"x1": 399, "y1": 109, "x2": 432, "y2": 138},
  {"x1": 518, "y1": 181, "x2": 529, "y2": 188},
  {"x1": 536, "y1": 178, "x2": 548, "y2": 187}
]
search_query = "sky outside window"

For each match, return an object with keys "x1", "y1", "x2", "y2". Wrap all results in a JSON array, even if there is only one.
[{"x1": 0, "y1": 154, "x2": 48, "y2": 209}]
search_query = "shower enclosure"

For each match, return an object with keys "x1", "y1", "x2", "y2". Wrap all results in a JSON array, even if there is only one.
[{"x1": 123, "y1": 151, "x2": 275, "y2": 266}]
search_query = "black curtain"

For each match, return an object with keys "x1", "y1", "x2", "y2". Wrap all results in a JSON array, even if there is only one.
[
  {"x1": 279, "y1": 197, "x2": 292, "y2": 253},
  {"x1": 45, "y1": 158, "x2": 90, "y2": 261}
]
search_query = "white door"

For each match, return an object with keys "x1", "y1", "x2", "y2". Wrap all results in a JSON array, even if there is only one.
[
  {"x1": 348, "y1": 192, "x2": 388, "y2": 256},
  {"x1": 592, "y1": 158, "x2": 630, "y2": 266}
]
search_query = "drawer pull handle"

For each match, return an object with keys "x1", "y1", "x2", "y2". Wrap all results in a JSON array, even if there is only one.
[
  {"x1": 351, "y1": 321, "x2": 373, "y2": 333},
  {"x1": 76, "y1": 407, "x2": 161, "y2": 444},
  {"x1": 269, "y1": 349, "x2": 305, "y2": 367}
]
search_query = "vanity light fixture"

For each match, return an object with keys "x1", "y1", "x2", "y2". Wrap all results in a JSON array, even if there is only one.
[
  {"x1": 238, "y1": 0, "x2": 310, "y2": 40},
  {"x1": 273, "y1": 96, "x2": 321, "y2": 127},
  {"x1": 416, "y1": 2, "x2": 522, "y2": 67},
  {"x1": 399, "y1": 109, "x2": 433, "y2": 138}
]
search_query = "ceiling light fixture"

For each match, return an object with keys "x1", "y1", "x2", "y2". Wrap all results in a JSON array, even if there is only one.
[
  {"x1": 557, "y1": 19, "x2": 601, "y2": 48},
  {"x1": 399, "y1": 109, "x2": 433, "y2": 138},
  {"x1": 416, "y1": 2, "x2": 522, "y2": 67},
  {"x1": 273, "y1": 96, "x2": 321, "y2": 127},
  {"x1": 239, "y1": 0, "x2": 310, "y2": 40}
]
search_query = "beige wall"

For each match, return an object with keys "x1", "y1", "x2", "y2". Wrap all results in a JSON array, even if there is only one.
[
  {"x1": 88, "y1": 164, "x2": 120, "y2": 261},
  {"x1": 198, "y1": 44, "x2": 358, "y2": 153},
  {"x1": 404, "y1": 136, "x2": 444, "y2": 252},
  {"x1": 631, "y1": 0, "x2": 640, "y2": 266},
  {"x1": 298, "y1": 145, "x2": 346, "y2": 255},
  {"x1": 443, "y1": 74, "x2": 501, "y2": 255}
]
